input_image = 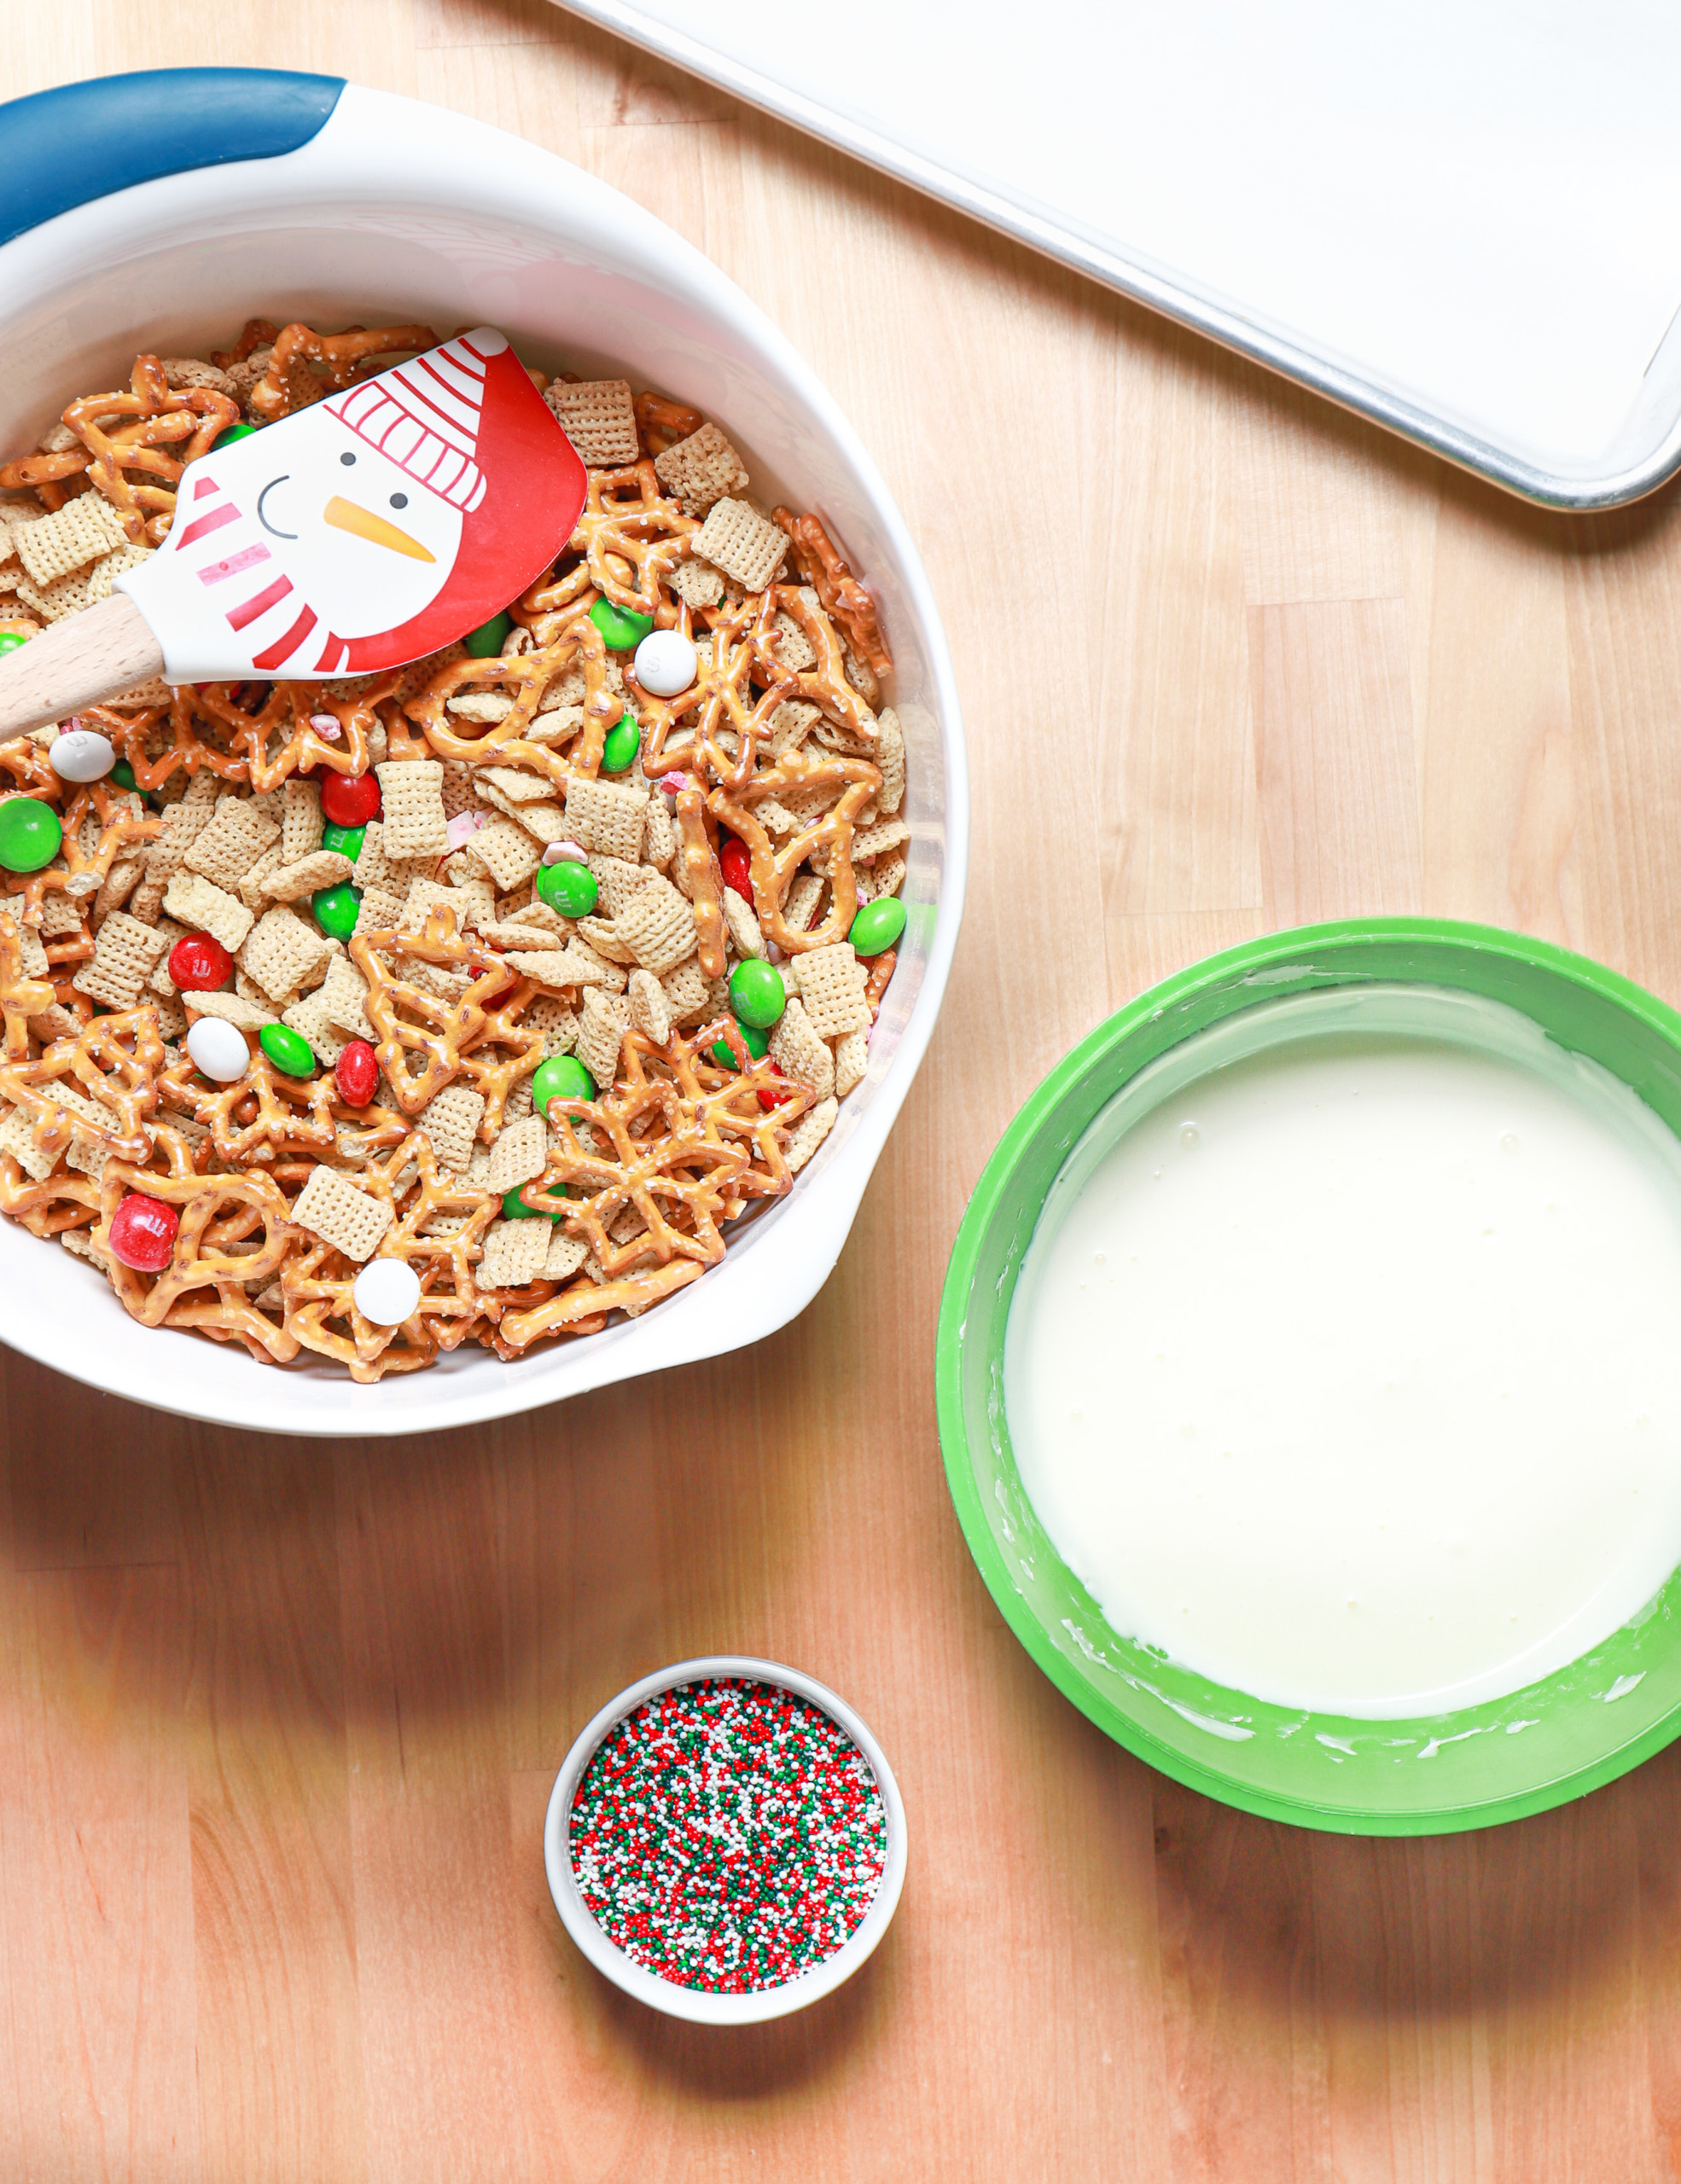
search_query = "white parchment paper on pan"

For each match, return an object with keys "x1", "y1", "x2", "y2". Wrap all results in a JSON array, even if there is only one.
[{"x1": 550, "y1": 0, "x2": 1681, "y2": 508}]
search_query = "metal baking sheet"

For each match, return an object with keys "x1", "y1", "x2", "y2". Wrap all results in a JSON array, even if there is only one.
[{"x1": 550, "y1": 0, "x2": 1681, "y2": 510}]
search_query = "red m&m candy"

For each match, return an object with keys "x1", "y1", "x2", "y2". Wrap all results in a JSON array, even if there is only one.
[
  {"x1": 320, "y1": 772, "x2": 381, "y2": 827},
  {"x1": 108, "y1": 1193, "x2": 178, "y2": 1272},
  {"x1": 719, "y1": 834, "x2": 751, "y2": 902},
  {"x1": 167, "y1": 931, "x2": 233, "y2": 991},
  {"x1": 334, "y1": 1037, "x2": 379, "y2": 1107},
  {"x1": 757, "y1": 1059, "x2": 788, "y2": 1112}
]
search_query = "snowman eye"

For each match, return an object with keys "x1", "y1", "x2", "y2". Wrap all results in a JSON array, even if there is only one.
[
  {"x1": 340, "y1": 452, "x2": 356, "y2": 466},
  {"x1": 390, "y1": 493, "x2": 408, "y2": 509}
]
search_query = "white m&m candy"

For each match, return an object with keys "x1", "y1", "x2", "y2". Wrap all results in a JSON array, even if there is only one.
[
  {"x1": 185, "y1": 1016, "x2": 251, "y2": 1083},
  {"x1": 49, "y1": 728, "x2": 116, "y2": 783},
  {"x1": 353, "y1": 1258, "x2": 422, "y2": 1327},
  {"x1": 633, "y1": 629, "x2": 697, "y2": 698}
]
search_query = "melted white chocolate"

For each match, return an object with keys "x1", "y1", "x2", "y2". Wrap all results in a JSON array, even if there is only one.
[{"x1": 1004, "y1": 985, "x2": 1681, "y2": 1717}]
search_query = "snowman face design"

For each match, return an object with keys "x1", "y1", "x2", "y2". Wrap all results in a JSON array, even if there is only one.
[
  {"x1": 246, "y1": 411, "x2": 462, "y2": 640},
  {"x1": 114, "y1": 326, "x2": 588, "y2": 684},
  {"x1": 118, "y1": 404, "x2": 468, "y2": 682}
]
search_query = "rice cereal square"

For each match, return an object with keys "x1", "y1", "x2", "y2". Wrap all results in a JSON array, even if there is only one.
[{"x1": 375, "y1": 761, "x2": 449, "y2": 858}]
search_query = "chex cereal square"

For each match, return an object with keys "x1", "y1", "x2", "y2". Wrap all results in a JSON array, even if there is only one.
[
  {"x1": 791, "y1": 942, "x2": 869, "y2": 1039},
  {"x1": 241, "y1": 908, "x2": 331, "y2": 1004},
  {"x1": 375, "y1": 761, "x2": 449, "y2": 857},
  {"x1": 784, "y1": 1096, "x2": 838, "y2": 1175},
  {"x1": 769, "y1": 997, "x2": 835, "y2": 1098},
  {"x1": 660, "y1": 960, "x2": 713, "y2": 1025},
  {"x1": 71, "y1": 912, "x2": 169, "y2": 1008},
  {"x1": 564, "y1": 777, "x2": 648, "y2": 863},
  {"x1": 478, "y1": 1217, "x2": 550, "y2": 1290},
  {"x1": 418, "y1": 1083, "x2": 486, "y2": 1174},
  {"x1": 486, "y1": 1113, "x2": 548, "y2": 1193},
  {"x1": 280, "y1": 778, "x2": 324, "y2": 862},
  {"x1": 184, "y1": 796, "x2": 282, "y2": 892},
  {"x1": 13, "y1": 494, "x2": 127, "y2": 587},
  {"x1": 627, "y1": 967, "x2": 671, "y2": 1046},
  {"x1": 464, "y1": 819, "x2": 540, "y2": 892},
  {"x1": 543, "y1": 377, "x2": 638, "y2": 466},
  {"x1": 264, "y1": 851, "x2": 353, "y2": 904},
  {"x1": 616, "y1": 875, "x2": 697, "y2": 978},
  {"x1": 575, "y1": 988, "x2": 631, "y2": 1089},
  {"x1": 693, "y1": 498, "x2": 786, "y2": 592},
  {"x1": 654, "y1": 421, "x2": 749, "y2": 514},
  {"x1": 282, "y1": 990, "x2": 351, "y2": 1067},
  {"x1": 292, "y1": 1165, "x2": 393, "y2": 1263}
]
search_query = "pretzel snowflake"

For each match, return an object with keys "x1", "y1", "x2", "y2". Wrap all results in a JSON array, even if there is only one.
[
  {"x1": 406, "y1": 613, "x2": 622, "y2": 781},
  {"x1": 0, "y1": 355, "x2": 237, "y2": 543},
  {"x1": 247, "y1": 322, "x2": 435, "y2": 423},
  {"x1": 351, "y1": 905, "x2": 518, "y2": 1112},
  {"x1": 1, "y1": 781, "x2": 160, "y2": 927},
  {"x1": 281, "y1": 1132, "x2": 497, "y2": 1379}
]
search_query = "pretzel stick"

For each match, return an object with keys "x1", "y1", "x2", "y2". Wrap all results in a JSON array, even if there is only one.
[
  {"x1": 864, "y1": 949, "x2": 897, "y2": 1017},
  {"x1": 633, "y1": 391, "x2": 704, "y2": 455},
  {"x1": 499, "y1": 1258, "x2": 702, "y2": 1353},
  {"x1": 771, "y1": 508, "x2": 892, "y2": 681},
  {"x1": 674, "y1": 788, "x2": 726, "y2": 977},
  {"x1": 0, "y1": 911, "x2": 57, "y2": 1060}
]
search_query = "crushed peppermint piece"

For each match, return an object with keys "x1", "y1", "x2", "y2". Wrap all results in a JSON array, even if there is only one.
[
  {"x1": 308, "y1": 712, "x2": 344, "y2": 741},
  {"x1": 569, "y1": 1677, "x2": 887, "y2": 1993},
  {"x1": 445, "y1": 808, "x2": 489, "y2": 850}
]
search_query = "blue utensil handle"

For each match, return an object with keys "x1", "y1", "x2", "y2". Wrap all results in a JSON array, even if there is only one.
[{"x1": 0, "y1": 68, "x2": 345, "y2": 251}]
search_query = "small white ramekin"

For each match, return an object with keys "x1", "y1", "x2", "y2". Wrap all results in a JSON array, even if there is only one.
[{"x1": 543, "y1": 1653, "x2": 908, "y2": 2024}]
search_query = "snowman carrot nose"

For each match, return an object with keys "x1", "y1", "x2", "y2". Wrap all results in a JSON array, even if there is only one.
[{"x1": 322, "y1": 496, "x2": 435, "y2": 561}]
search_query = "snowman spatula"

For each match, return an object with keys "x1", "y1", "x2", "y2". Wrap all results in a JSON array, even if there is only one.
[{"x1": 0, "y1": 328, "x2": 588, "y2": 737}]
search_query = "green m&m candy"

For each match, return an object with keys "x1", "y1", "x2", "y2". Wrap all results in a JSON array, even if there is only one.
[
  {"x1": 212, "y1": 422, "x2": 257, "y2": 450},
  {"x1": 312, "y1": 882, "x2": 362, "y2": 940},
  {"x1": 464, "y1": 610, "x2": 514, "y2": 658},
  {"x1": 503, "y1": 1181, "x2": 569, "y2": 1222},
  {"x1": 532, "y1": 1054, "x2": 596, "y2": 1113},
  {"x1": 728, "y1": 956, "x2": 785, "y2": 1030},
  {"x1": 849, "y1": 895, "x2": 906, "y2": 956},
  {"x1": 0, "y1": 797, "x2": 61, "y2": 874},
  {"x1": 259, "y1": 1022, "x2": 315, "y2": 1077},
  {"x1": 321, "y1": 821, "x2": 366, "y2": 860},
  {"x1": 590, "y1": 597, "x2": 654, "y2": 652},
  {"x1": 536, "y1": 858, "x2": 597, "y2": 918},
  {"x1": 0, "y1": 631, "x2": 25, "y2": 657},
  {"x1": 107, "y1": 757, "x2": 158, "y2": 807},
  {"x1": 601, "y1": 712, "x2": 641, "y2": 774},
  {"x1": 710, "y1": 1017, "x2": 770, "y2": 1067}
]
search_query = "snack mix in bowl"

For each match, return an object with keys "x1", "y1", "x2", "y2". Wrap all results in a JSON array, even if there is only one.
[{"x1": 0, "y1": 317, "x2": 909, "y2": 1380}]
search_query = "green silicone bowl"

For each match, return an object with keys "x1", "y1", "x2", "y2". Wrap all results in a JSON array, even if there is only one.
[{"x1": 937, "y1": 918, "x2": 1681, "y2": 1834}]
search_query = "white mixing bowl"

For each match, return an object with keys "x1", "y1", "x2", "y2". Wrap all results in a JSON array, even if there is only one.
[{"x1": 0, "y1": 69, "x2": 967, "y2": 1436}]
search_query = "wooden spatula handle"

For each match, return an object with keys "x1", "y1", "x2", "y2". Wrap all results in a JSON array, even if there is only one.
[{"x1": 0, "y1": 594, "x2": 165, "y2": 739}]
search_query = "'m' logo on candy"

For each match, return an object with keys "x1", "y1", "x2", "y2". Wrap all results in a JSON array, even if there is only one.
[{"x1": 118, "y1": 329, "x2": 586, "y2": 682}]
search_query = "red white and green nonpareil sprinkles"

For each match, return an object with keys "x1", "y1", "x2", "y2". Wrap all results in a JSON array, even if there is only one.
[{"x1": 569, "y1": 1678, "x2": 888, "y2": 1993}]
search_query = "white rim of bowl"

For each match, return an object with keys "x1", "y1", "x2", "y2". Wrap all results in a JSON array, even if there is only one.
[{"x1": 543, "y1": 1653, "x2": 909, "y2": 2025}]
